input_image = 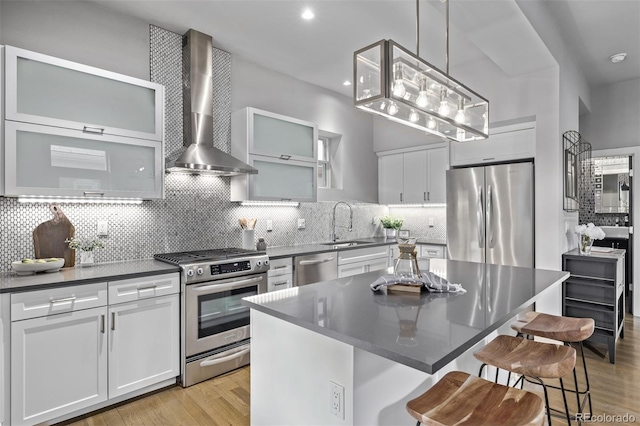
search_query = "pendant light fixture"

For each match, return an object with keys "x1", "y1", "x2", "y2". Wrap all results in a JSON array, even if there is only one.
[{"x1": 353, "y1": 0, "x2": 489, "y2": 142}]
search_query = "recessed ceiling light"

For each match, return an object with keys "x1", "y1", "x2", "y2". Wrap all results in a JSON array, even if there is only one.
[
  {"x1": 301, "y1": 9, "x2": 315, "y2": 20},
  {"x1": 609, "y1": 53, "x2": 627, "y2": 63},
  {"x1": 343, "y1": 80, "x2": 352, "y2": 86}
]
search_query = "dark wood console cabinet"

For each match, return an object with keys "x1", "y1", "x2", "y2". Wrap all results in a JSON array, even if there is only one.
[{"x1": 562, "y1": 248, "x2": 625, "y2": 363}]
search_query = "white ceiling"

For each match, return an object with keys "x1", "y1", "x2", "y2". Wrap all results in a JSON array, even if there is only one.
[{"x1": 90, "y1": 0, "x2": 639, "y2": 96}]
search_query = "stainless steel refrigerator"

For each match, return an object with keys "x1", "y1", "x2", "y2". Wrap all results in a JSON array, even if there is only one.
[{"x1": 446, "y1": 162, "x2": 534, "y2": 267}]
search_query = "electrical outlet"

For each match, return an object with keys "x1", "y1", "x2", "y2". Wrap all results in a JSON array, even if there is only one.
[
  {"x1": 97, "y1": 220, "x2": 109, "y2": 236},
  {"x1": 298, "y1": 218, "x2": 306, "y2": 230},
  {"x1": 266, "y1": 220, "x2": 273, "y2": 232},
  {"x1": 330, "y1": 381, "x2": 344, "y2": 419},
  {"x1": 428, "y1": 217, "x2": 435, "y2": 227}
]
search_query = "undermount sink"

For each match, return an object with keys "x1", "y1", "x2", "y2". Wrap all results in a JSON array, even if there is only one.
[
  {"x1": 600, "y1": 226, "x2": 630, "y2": 239},
  {"x1": 320, "y1": 240, "x2": 374, "y2": 248}
]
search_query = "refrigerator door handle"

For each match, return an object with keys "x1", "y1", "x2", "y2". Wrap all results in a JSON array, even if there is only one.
[
  {"x1": 477, "y1": 186, "x2": 485, "y2": 248},
  {"x1": 487, "y1": 185, "x2": 494, "y2": 248}
]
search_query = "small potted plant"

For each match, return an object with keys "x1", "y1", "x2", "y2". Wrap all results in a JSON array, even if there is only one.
[
  {"x1": 575, "y1": 223, "x2": 605, "y2": 255},
  {"x1": 65, "y1": 237, "x2": 105, "y2": 266},
  {"x1": 380, "y1": 215, "x2": 404, "y2": 238}
]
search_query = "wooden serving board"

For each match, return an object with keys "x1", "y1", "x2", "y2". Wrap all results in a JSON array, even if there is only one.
[
  {"x1": 387, "y1": 284, "x2": 424, "y2": 293},
  {"x1": 33, "y1": 204, "x2": 76, "y2": 267}
]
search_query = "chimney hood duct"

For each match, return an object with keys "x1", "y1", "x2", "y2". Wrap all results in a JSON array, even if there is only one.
[{"x1": 166, "y1": 29, "x2": 257, "y2": 176}]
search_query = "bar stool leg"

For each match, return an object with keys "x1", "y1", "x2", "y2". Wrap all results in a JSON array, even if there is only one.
[
  {"x1": 580, "y1": 342, "x2": 593, "y2": 414},
  {"x1": 560, "y1": 378, "x2": 572, "y2": 425},
  {"x1": 528, "y1": 376, "x2": 553, "y2": 426}
]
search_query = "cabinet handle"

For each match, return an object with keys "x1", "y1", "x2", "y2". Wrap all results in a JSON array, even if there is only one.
[
  {"x1": 111, "y1": 312, "x2": 116, "y2": 331},
  {"x1": 279, "y1": 154, "x2": 291, "y2": 160},
  {"x1": 424, "y1": 192, "x2": 426, "y2": 201},
  {"x1": 138, "y1": 284, "x2": 157, "y2": 291},
  {"x1": 400, "y1": 193, "x2": 403, "y2": 202},
  {"x1": 281, "y1": 198, "x2": 292, "y2": 201},
  {"x1": 50, "y1": 296, "x2": 76, "y2": 304},
  {"x1": 101, "y1": 314, "x2": 105, "y2": 333},
  {"x1": 84, "y1": 191, "x2": 105, "y2": 197},
  {"x1": 483, "y1": 157, "x2": 495, "y2": 161},
  {"x1": 273, "y1": 281, "x2": 289, "y2": 286},
  {"x1": 427, "y1": 191, "x2": 430, "y2": 201},
  {"x1": 273, "y1": 265, "x2": 288, "y2": 270},
  {"x1": 83, "y1": 126, "x2": 105, "y2": 135}
]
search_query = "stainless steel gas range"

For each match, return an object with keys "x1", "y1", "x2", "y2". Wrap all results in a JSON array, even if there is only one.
[{"x1": 154, "y1": 248, "x2": 269, "y2": 387}]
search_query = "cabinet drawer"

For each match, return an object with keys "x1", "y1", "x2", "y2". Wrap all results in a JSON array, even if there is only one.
[
  {"x1": 109, "y1": 273, "x2": 180, "y2": 305},
  {"x1": 338, "y1": 246, "x2": 390, "y2": 265},
  {"x1": 11, "y1": 282, "x2": 108, "y2": 321},
  {"x1": 564, "y1": 279, "x2": 614, "y2": 305},
  {"x1": 565, "y1": 258, "x2": 616, "y2": 281},
  {"x1": 565, "y1": 300, "x2": 615, "y2": 331},
  {"x1": 420, "y1": 244, "x2": 445, "y2": 259},
  {"x1": 268, "y1": 274, "x2": 293, "y2": 292},
  {"x1": 268, "y1": 258, "x2": 293, "y2": 277}
]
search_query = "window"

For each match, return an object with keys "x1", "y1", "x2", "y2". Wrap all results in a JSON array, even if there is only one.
[{"x1": 318, "y1": 137, "x2": 331, "y2": 188}]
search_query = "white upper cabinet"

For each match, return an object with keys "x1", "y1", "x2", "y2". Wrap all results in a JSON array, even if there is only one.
[
  {"x1": 231, "y1": 107, "x2": 318, "y2": 202},
  {"x1": 0, "y1": 46, "x2": 4, "y2": 196},
  {"x1": 4, "y1": 121, "x2": 163, "y2": 199},
  {"x1": 378, "y1": 145, "x2": 448, "y2": 204},
  {"x1": 450, "y1": 124, "x2": 535, "y2": 167},
  {"x1": 4, "y1": 46, "x2": 164, "y2": 142}
]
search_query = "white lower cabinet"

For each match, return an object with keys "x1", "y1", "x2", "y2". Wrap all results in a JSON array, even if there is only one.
[
  {"x1": 337, "y1": 246, "x2": 390, "y2": 278},
  {"x1": 11, "y1": 306, "x2": 108, "y2": 426},
  {"x1": 337, "y1": 262, "x2": 368, "y2": 278},
  {"x1": 108, "y1": 294, "x2": 179, "y2": 399}
]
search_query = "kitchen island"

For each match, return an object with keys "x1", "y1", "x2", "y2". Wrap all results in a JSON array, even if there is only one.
[{"x1": 243, "y1": 259, "x2": 569, "y2": 425}]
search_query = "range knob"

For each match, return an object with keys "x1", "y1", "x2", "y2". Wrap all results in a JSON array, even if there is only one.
[
  {"x1": 196, "y1": 268, "x2": 204, "y2": 275},
  {"x1": 256, "y1": 260, "x2": 263, "y2": 267},
  {"x1": 186, "y1": 270, "x2": 195, "y2": 277},
  {"x1": 264, "y1": 259, "x2": 270, "y2": 266}
]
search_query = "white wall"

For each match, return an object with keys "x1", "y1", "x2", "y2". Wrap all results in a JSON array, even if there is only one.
[
  {"x1": 232, "y1": 57, "x2": 378, "y2": 203},
  {"x1": 581, "y1": 78, "x2": 640, "y2": 150},
  {"x1": 0, "y1": 0, "x2": 149, "y2": 80}
]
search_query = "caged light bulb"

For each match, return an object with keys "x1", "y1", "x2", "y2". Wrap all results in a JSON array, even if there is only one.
[
  {"x1": 438, "y1": 100, "x2": 450, "y2": 116},
  {"x1": 392, "y1": 63, "x2": 406, "y2": 97},
  {"x1": 427, "y1": 117, "x2": 437, "y2": 130},
  {"x1": 416, "y1": 78, "x2": 429, "y2": 108},
  {"x1": 454, "y1": 98, "x2": 465, "y2": 123},
  {"x1": 409, "y1": 109, "x2": 420, "y2": 123}
]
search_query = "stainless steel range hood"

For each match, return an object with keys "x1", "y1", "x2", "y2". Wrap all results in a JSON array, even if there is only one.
[{"x1": 166, "y1": 29, "x2": 257, "y2": 176}]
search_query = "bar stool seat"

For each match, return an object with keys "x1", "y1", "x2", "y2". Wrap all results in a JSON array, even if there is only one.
[
  {"x1": 474, "y1": 335, "x2": 576, "y2": 378},
  {"x1": 511, "y1": 312, "x2": 595, "y2": 342},
  {"x1": 406, "y1": 371, "x2": 545, "y2": 426}
]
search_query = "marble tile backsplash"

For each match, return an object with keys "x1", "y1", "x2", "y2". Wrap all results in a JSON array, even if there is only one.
[
  {"x1": 388, "y1": 206, "x2": 447, "y2": 243},
  {"x1": 579, "y1": 157, "x2": 629, "y2": 226}
]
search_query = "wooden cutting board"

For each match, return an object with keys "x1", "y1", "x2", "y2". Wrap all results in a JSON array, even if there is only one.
[{"x1": 33, "y1": 204, "x2": 76, "y2": 267}]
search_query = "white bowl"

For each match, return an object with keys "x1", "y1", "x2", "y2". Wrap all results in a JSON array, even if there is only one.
[{"x1": 11, "y1": 259, "x2": 65, "y2": 275}]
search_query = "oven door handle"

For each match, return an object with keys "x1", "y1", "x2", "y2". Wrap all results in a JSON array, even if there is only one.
[
  {"x1": 199, "y1": 347, "x2": 250, "y2": 367},
  {"x1": 299, "y1": 256, "x2": 335, "y2": 266},
  {"x1": 191, "y1": 275, "x2": 264, "y2": 292}
]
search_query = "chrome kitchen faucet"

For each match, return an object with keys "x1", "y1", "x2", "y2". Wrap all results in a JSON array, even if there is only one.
[{"x1": 331, "y1": 201, "x2": 353, "y2": 241}]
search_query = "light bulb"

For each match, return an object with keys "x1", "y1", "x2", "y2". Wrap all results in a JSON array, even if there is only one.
[
  {"x1": 409, "y1": 109, "x2": 419, "y2": 123},
  {"x1": 427, "y1": 117, "x2": 437, "y2": 130},
  {"x1": 387, "y1": 101, "x2": 399, "y2": 116},
  {"x1": 392, "y1": 80, "x2": 406, "y2": 97},
  {"x1": 416, "y1": 90, "x2": 428, "y2": 108},
  {"x1": 438, "y1": 100, "x2": 450, "y2": 116},
  {"x1": 455, "y1": 98, "x2": 465, "y2": 123}
]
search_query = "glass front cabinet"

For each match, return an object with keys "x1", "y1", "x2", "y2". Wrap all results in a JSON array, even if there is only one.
[
  {"x1": 231, "y1": 107, "x2": 318, "y2": 202},
  {"x1": 3, "y1": 45, "x2": 165, "y2": 199}
]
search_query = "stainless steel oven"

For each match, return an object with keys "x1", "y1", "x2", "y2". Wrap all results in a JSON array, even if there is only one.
[{"x1": 154, "y1": 249, "x2": 269, "y2": 387}]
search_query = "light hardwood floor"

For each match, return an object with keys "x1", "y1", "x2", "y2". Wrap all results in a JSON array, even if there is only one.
[{"x1": 65, "y1": 315, "x2": 640, "y2": 426}]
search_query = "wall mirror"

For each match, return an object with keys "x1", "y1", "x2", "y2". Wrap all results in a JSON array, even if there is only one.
[{"x1": 594, "y1": 156, "x2": 630, "y2": 213}]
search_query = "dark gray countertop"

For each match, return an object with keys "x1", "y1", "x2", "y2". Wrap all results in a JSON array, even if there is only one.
[
  {"x1": 266, "y1": 237, "x2": 446, "y2": 259},
  {"x1": 0, "y1": 259, "x2": 181, "y2": 294},
  {"x1": 243, "y1": 259, "x2": 568, "y2": 374}
]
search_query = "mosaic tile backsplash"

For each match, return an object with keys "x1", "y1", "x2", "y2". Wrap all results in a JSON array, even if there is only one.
[
  {"x1": 579, "y1": 156, "x2": 630, "y2": 226},
  {"x1": 388, "y1": 206, "x2": 447, "y2": 244},
  {"x1": 0, "y1": 25, "x2": 394, "y2": 272}
]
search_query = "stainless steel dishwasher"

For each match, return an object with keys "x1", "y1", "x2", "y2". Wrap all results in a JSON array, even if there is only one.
[{"x1": 294, "y1": 252, "x2": 338, "y2": 286}]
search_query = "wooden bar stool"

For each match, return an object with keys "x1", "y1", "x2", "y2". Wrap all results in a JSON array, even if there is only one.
[
  {"x1": 406, "y1": 371, "x2": 545, "y2": 426},
  {"x1": 511, "y1": 311, "x2": 594, "y2": 419},
  {"x1": 474, "y1": 335, "x2": 576, "y2": 425}
]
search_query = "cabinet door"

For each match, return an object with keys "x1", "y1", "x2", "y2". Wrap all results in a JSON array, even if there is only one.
[
  {"x1": 450, "y1": 127, "x2": 535, "y2": 166},
  {"x1": 5, "y1": 46, "x2": 163, "y2": 141},
  {"x1": 0, "y1": 47, "x2": 4, "y2": 196},
  {"x1": 249, "y1": 109, "x2": 317, "y2": 162},
  {"x1": 108, "y1": 294, "x2": 179, "y2": 399},
  {"x1": 366, "y1": 257, "x2": 390, "y2": 274},
  {"x1": 427, "y1": 147, "x2": 448, "y2": 203},
  {"x1": 338, "y1": 262, "x2": 368, "y2": 278},
  {"x1": 5, "y1": 121, "x2": 163, "y2": 199},
  {"x1": 378, "y1": 154, "x2": 403, "y2": 204},
  {"x1": 247, "y1": 155, "x2": 317, "y2": 202},
  {"x1": 403, "y1": 151, "x2": 428, "y2": 204},
  {"x1": 11, "y1": 307, "x2": 108, "y2": 426}
]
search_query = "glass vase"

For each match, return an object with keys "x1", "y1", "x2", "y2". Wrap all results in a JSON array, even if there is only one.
[
  {"x1": 385, "y1": 228, "x2": 397, "y2": 238},
  {"x1": 79, "y1": 250, "x2": 95, "y2": 267},
  {"x1": 579, "y1": 235, "x2": 593, "y2": 255}
]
